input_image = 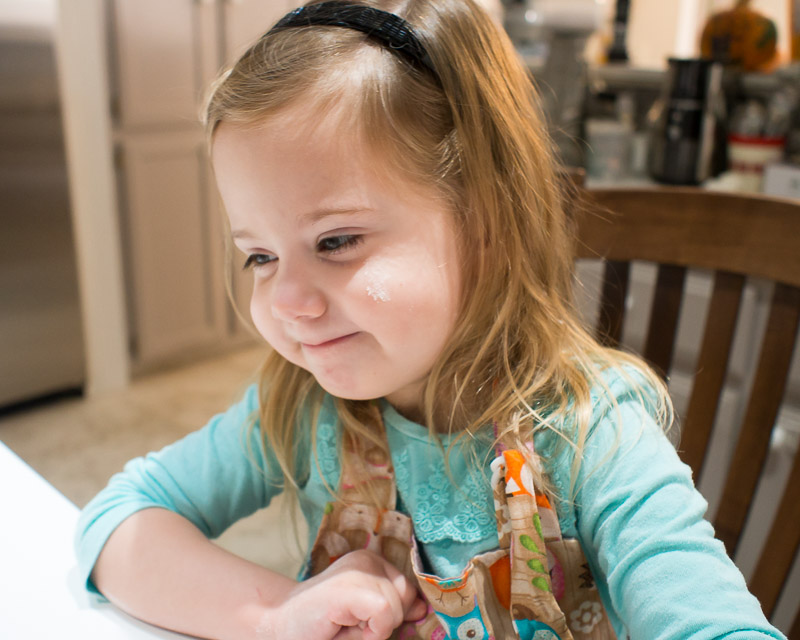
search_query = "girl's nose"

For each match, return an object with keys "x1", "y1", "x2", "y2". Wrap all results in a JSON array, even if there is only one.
[{"x1": 269, "y1": 265, "x2": 327, "y2": 322}]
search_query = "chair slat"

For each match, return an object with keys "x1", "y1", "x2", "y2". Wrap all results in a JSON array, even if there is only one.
[
  {"x1": 578, "y1": 188, "x2": 800, "y2": 288},
  {"x1": 791, "y1": 605, "x2": 800, "y2": 640},
  {"x1": 714, "y1": 283, "x2": 800, "y2": 554},
  {"x1": 749, "y1": 442, "x2": 800, "y2": 618},
  {"x1": 597, "y1": 260, "x2": 629, "y2": 347},
  {"x1": 680, "y1": 271, "x2": 745, "y2": 479},
  {"x1": 643, "y1": 264, "x2": 687, "y2": 377}
]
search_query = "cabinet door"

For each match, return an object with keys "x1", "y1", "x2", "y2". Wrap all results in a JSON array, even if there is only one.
[
  {"x1": 221, "y1": 0, "x2": 294, "y2": 64},
  {"x1": 112, "y1": 0, "x2": 218, "y2": 128},
  {"x1": 120, "y1": 131, "x2": 226, "y2": 365}
]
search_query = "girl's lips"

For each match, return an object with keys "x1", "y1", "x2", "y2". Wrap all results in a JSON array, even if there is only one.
[{"x1": 301, "y1": 333, "x2": 359, "y2": 349}]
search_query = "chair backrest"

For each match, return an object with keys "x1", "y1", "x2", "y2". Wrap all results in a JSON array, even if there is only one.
[{"x1": 572, "y1": 186, "x2": 800, "y2": 636}]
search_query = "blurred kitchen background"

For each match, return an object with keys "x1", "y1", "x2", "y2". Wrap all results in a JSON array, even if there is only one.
[{"x1": 1, "y1": 0, "x2": 799, "y2": 631}]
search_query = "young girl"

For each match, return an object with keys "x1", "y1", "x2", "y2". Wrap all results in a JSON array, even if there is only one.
[{"x1": 76, "y1": 1, "x2": 786, "y2": 639}]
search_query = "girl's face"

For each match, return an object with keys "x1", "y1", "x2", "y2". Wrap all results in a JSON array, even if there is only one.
[{"x1": 212, "y1": 108, "x2": 462, "y2": 420}]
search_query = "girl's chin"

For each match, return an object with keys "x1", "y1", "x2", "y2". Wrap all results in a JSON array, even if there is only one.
[{"x1": 313, "y1": 379, "x2": 384, "y2": 402}]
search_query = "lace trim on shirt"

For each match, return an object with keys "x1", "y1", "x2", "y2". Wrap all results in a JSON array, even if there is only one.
[{"x1": 393, "y1": 447, "x2": 496, "y2": 544}]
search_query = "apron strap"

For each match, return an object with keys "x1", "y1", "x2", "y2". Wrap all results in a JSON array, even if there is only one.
[
  {"x1": 488, "y1": 448, "x2": 576, "y2": 639},
  {"x1": 338, "y1": 411, "x2": 397, "y2": 511},
  {"x1": 491, "y1": 449, "x2": 564, "y2": 546}
]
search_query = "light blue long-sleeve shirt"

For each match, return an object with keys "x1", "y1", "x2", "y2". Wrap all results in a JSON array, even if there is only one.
[{"x1": 75, "y1": 369, "x2": 786, "y2": 639}]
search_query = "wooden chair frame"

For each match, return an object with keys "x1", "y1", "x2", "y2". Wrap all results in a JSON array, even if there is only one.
[{"x1": 572, "y1": 187, "x2": 800, "y2": 635}]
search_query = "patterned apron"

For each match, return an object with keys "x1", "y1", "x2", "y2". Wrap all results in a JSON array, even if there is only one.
[{"x1": 301, "y1": 425, "x2": 616, "y2": 640}]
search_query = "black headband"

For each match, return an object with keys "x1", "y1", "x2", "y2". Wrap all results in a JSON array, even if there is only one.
[{"x1": 270, "y1": 2, "x2": 437, "y2": 76}]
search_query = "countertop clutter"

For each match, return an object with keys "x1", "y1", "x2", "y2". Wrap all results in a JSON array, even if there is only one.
[
  {"x1": 0, "y1": 442, "x2": 186, "y2": 639},
  {"x1": 583, "y1": 62, "x2": 800, "y2": 196},
  {"x1": 523, "y1": 0, "x2": 800, "y2": 196}
]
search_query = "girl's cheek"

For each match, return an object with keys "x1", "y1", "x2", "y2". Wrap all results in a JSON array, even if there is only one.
[
  {"x1": 359, "y1": 261, "x2": 393, "y2": 303},
  {"x1": 249, "y1": 295, "x2": 275, "y2": 342}
]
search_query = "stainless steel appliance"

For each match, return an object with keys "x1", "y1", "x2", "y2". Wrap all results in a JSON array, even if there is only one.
[{"x1": 0, "y1": 5, "x2": 84, "y2": 407}]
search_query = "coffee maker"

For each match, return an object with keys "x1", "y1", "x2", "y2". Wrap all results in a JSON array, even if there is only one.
[{"x1": 648, "y1": 57, "x2": 726, "y2": 185}]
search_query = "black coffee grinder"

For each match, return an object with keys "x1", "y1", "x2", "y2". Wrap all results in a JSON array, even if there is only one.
[{"x1": 649, "y1": 57, "x2": 725, "y2": 185}]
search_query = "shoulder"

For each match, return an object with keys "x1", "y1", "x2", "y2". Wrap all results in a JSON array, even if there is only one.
[
  {"x1": 535, "y1": 363, "x2": 673, "y2": 532},
  {"x1": 582, "y1": 364, "x2": 675, "y2": 470},
  {"x1": 536, "y1": 363, "x2": 669, "y2": 456},
  {"x1": 587, "y1": 363, "x2": 665, "y2": 425}
]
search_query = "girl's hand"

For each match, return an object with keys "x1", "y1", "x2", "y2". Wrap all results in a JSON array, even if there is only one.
[{"x1": 272, "y1": 550, "x2": 427, "y2": 640}]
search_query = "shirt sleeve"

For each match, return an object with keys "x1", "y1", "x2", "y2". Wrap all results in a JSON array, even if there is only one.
[
  {"x1": 74, "y1": 384, "x2": 285, "y2": 595},
  {"x1": 573, "y1": 382, "x2": 786, "y2": 639}
]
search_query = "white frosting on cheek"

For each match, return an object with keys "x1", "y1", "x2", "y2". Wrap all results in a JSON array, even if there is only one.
[
  {"x1": 367, "y1": 282, "x2": 390, "y2": 302},
  {"x1": 363, "y1": 263, "x2": 391, "y2": 303}
]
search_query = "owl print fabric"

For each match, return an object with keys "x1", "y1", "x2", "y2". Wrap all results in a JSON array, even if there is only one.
[{"x1": 302, "y1": 425, "x2": 616, "y2": 639}]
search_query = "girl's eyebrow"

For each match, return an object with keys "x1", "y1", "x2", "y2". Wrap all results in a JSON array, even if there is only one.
[
  {"x1": 230, "y1": 229, "x2": 256, "y2": 240},
  {"x1": 301, "y1": 206, "x2": 376, "y2": 225},
  {"x1": 230, "y1": 207, "x2": 377, "y2": 240}
]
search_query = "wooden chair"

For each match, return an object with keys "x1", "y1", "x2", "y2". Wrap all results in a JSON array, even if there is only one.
[{"x1": 572, "y1": 186, "x2": 800, "y2": 636}]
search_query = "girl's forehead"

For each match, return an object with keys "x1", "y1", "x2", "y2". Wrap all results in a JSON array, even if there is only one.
[
  {"x1": 214, "y1": 109, "x2": 424, "y2": 196},
  {"x1": 259, "y1": 96, "x2": 363, "y2": 144},
  {"x1": 213, "y1": 114, "x2": 452, "y2": 224},
  {"x1": 214, "y1": 101, "x2": 366, "y2": 165}
]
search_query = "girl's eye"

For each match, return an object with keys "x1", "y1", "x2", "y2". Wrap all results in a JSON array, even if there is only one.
[
  {"x1": 317, "y1": 234, "x2": 363, "y2": 254},
  {"x1": 242, "y1": 253, "x2": 275, "y2": 270}
]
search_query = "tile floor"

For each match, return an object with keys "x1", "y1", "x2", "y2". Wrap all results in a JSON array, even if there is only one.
[{"x1": 0, "y1": 345, "x2": 306, "y2": 578}]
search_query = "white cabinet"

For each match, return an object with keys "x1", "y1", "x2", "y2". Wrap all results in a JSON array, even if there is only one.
[
  {"x1": 119, "y1": 131, "x2": 225, "y2": 364},
  {"x1": 222, "y1": 0, "x2": 295, "y2": 62},
  {"x1": 112, "y1": 0, "x2": 207, "y2": 128},
  {"x1": 109, "y1": 0, "x2": 287, "y2": 369}
]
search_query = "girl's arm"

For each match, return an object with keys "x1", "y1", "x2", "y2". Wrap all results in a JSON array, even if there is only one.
[
  {"x1": 92, "y1": 507, "x2": 293, "y2": 639},
  {"x1": 93, "y1": 508, "x2": 425, "y2": 640},
  {"x1": 75, "y1": 385, "x2": 279, "y2": 595},
  {"x1": 571, "y1": 379, "x2": 786, "y2": 639}
]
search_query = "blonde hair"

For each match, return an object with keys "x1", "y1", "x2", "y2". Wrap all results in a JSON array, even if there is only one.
[{"x1": 204, "y1": 0, "x2": 672, "y2": 502}]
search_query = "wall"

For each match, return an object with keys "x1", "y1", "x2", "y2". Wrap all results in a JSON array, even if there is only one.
[{"x1": 588, "y1": 0, "x2": 791, "y2": 68}]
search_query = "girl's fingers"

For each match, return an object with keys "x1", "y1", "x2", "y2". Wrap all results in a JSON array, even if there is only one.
[
  {"x1": 381, "y1": 558, "x2": 423, "y2": 619},
  {"x1": 364, "y1": 582, "x2": 405, "y2": 639},
  {"x1": 405, "y1": 597, "x2": 428, "y2": 621},
  {"x1": 328, "y1": 582, "x2": 401, "y2": 639},
  {"x1": 312, "y1": 551, "x2": 426, "y2": 639},
  {"x1": 332, "y1": 626, "x2": 366, "y2": 640}
]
